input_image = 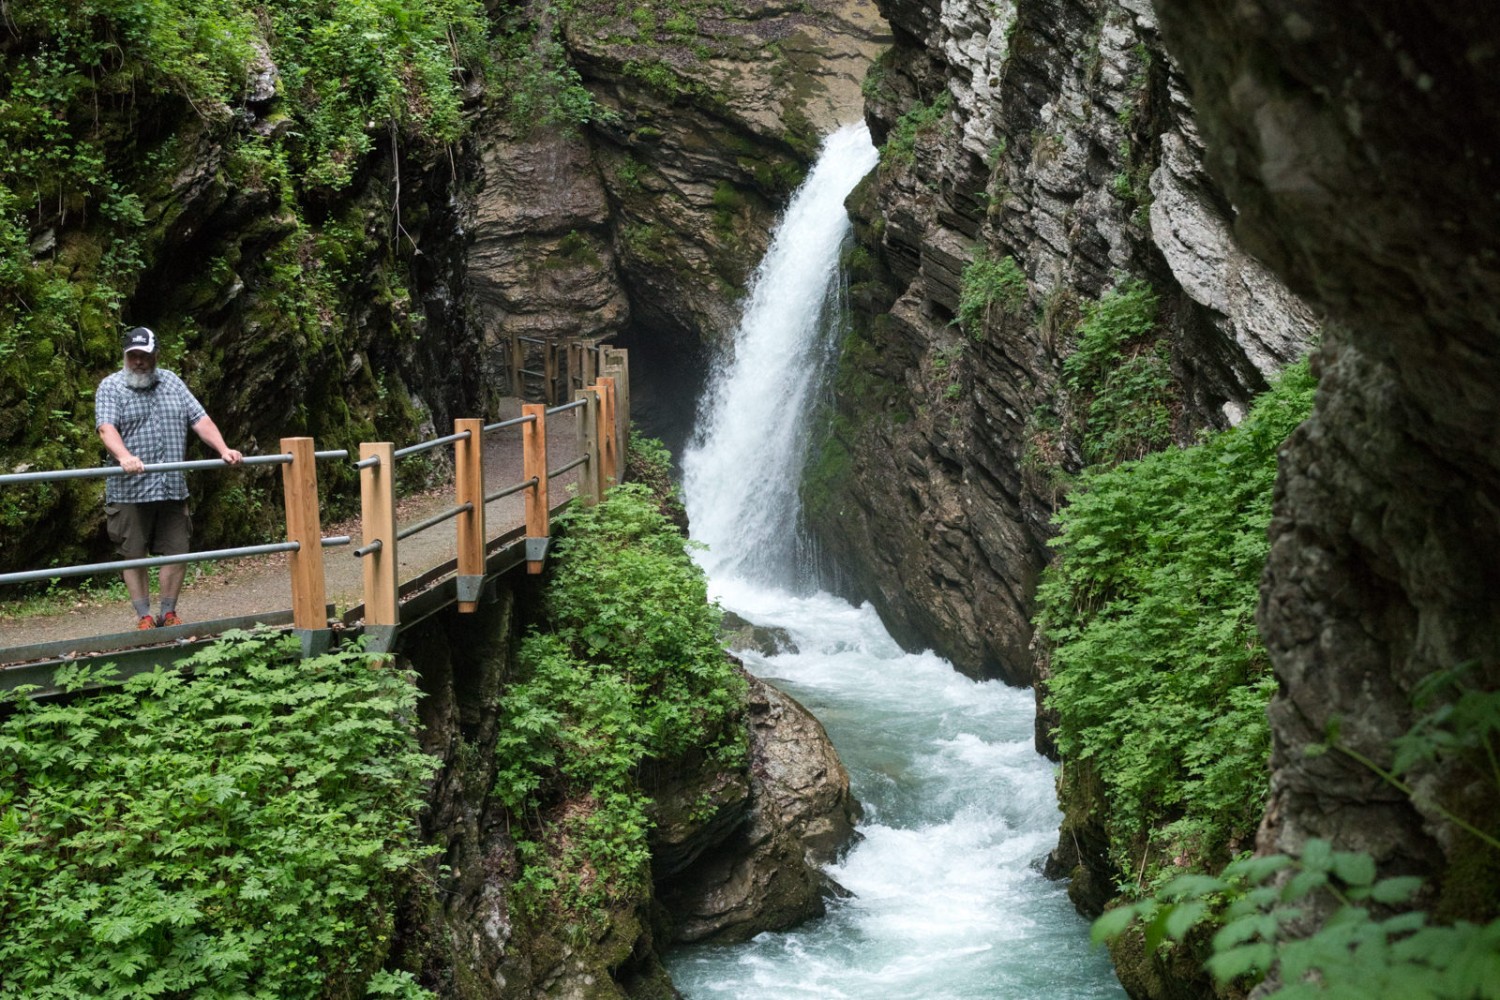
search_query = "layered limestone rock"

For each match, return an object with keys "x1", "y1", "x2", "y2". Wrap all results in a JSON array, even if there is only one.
[
  {"x1": 656, "y1": 672, "x2": 860, "y2": 944},
  {"x1": 1152, "y1": 0, "x2": 1500, "y2": 925},
  {"x1": 466, "y1": 0, "x2": 890, "y2": 418},
  {"x1": 806, "y1": 0, "x2": 1319, "y2": 684}
]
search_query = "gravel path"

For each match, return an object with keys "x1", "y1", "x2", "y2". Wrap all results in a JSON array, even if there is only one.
[{"x1": 0, "y1": 404, "x2": 584, "y2": 654}]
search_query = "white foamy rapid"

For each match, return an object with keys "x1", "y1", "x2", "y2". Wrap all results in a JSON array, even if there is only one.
[{"x1": 671, "y1": 123, "x2": 1123, "y2": 1000}]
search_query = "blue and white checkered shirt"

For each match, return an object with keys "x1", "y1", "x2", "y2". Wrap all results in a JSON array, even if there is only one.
[{"x1": 95, "y1": 369, "x2": 208, "y2": 503}]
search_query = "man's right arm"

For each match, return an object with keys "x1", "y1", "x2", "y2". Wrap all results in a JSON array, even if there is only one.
[
  {"x1": 94, "y1": 382, "x2": 144, "y2": 474},
  {"x1": 98, "y1": 423, "x2": 145, "y2": 474}
]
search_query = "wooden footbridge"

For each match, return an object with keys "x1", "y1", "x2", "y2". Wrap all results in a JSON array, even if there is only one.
[{"x1": 0, "y1": 339, "x2": 631, "y2": 696}]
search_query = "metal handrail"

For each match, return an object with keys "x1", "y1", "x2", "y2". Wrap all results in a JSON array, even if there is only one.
[
  {"x1": 547, "y1": 399, "x2": 586, "y2": 416},
  {"x1": 486, "y1": 476, "x2": 538, "y2": 504},
  {"x1": 0, "y1": 541, "x2": 298, "y2": 587},
  {"x1": 483, "y1": 413, "x2": 535, "y2": 434},
  {"x1": 549, "y1": 455, "x2": 587, "y2": 478},
  {"x1": 393, "y1": 429, "x2": 470, "y2": 461},
  {"x1": 0, "y1": 452, "x2": 292, "y2": 487},
  {"x1": 395, "y1": 502, "x2": 473, "y2": 543}
]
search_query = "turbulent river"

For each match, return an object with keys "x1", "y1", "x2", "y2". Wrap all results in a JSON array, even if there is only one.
[{"x1": 668, "y1": 123, "x2": 1125, "y2": 999}]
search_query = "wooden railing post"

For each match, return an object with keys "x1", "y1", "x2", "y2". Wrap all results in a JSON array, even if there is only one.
[
  {"x1": 454, "y1": 418, "x2": 485, "y2": 612},
  {"x1": 595, "y1": 377, "x2": 618, "y2": 489},
  {"x1": 544, "y1": 341, "x2": 559, "y2": 406},
  {"x1": 583, "y1": 342, "x2": 598, "y2": 386},
  {"x1": 568, "y1": 341, "x2": 585, "y2": 393},
  {"x1": 360, "y1": 442, "x2": 399, "y2": 630},
  {"x1": 280, "y1": 437, "x2": 330, "y2": 649},
  {"x1": 522, "y1": 403, "x2": 549, "y2": 573},
  {"x1": 602, "y1": 348, "x2": 630, "y2": 470},
  {"x1": 510, "y1": 334, "x2": 525, "y2": 398},
  {"x1": 577, "y1": 386, "x2": 600, "y2": 506}
]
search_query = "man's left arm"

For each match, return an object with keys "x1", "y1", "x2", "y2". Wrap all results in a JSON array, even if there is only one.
[{"x1": 191, "y1": 415, "x2": 243, "y2": 465}]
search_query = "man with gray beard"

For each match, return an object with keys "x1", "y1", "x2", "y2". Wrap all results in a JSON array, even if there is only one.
[{"x1": 95, "y1": 326, "x2": 242, "y2": 630}]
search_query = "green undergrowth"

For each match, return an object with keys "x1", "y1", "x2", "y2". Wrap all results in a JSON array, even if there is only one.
[
  {"x1": 1062, "y1": 279, "x2": 1176, "y2": 464},
  {"x1": 0, "y1": 631, "x2": 440, "y2": 999},
  {"x1": 1038, "y1": 359, "x2": 1317, "y2": 891},
  {"x1": 0, "y1": 0, "x2": 490, "y2": 569},
  {"x1": 1095, "y1": 661, "x2": 1500, "y2": 997},
  {"x1": 957, "y1": 249, "x2": 1028, "y2": 339},
  {"x1": 882, "y1": 92, "x2": 953, "y2": 168},
  {"x1": 493, "y1": 453, "x2": 746, "y2": 922}
]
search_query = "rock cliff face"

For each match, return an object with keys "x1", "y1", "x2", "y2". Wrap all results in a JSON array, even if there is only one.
[
  {"x1": 1153, "y1": 0, "x2": 1500, "y2": 924},
  {"x1": 805, "y1": 0, "x2": 1319, "y2": 684},
  {"x1": 467, "y1": 0, "x2": 889, "y2": 424}
]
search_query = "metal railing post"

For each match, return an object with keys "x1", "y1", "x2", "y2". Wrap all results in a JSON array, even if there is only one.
[
  {"x1": 522, "y1": 403, "x2": 549, "y2": 573},
  {"x1": 280, "y1": 437, "x2": 330, "y2": 648},
  {"x1": 454, "y1": 418, "x2": 485, "y2": 612},
  {"x1": 360, "y1": 442, "x2": 399, "y2": 632}
]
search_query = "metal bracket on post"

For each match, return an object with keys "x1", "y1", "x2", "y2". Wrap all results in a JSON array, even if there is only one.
[
  {"x1": 296, "y1": 628, "x2": 335, "y2": 659},
  {"x1": 456, "y1": 574, "x2": 485, "y2": 604},
  {"x1": 362, "y1": 625, "x2": 400, "y2": 655},
  {"x1": 525, "y1": 537, "x2": 550, "y2": 563}
]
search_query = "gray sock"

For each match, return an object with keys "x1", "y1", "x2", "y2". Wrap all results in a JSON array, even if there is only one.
[
  {"x1": 160, "y1": 596, "x2": 178, "y2": 615},
  {"x1": 132, "y1": 597, "x2": 151, "y2": 617}
]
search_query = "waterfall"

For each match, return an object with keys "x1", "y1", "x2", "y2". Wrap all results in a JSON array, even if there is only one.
[
  {"x1": 670, "y1": 123, "x2": 1124, "y2": 999},
  {"x1": 680, "y1": 123, "x2": 878, "y2": 590}
]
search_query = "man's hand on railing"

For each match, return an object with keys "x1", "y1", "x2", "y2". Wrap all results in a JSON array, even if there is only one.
[
  {"x1": 120, "y1": 454, "x2": 146, "y2": 475},
  {"x1": 220, "y1": 448, "x2": 244, "y2": 465}
]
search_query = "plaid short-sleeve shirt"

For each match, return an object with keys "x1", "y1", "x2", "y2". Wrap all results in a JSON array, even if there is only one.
[{"x1": 95, "y1": 369, "x2": 208, "y2": 503}]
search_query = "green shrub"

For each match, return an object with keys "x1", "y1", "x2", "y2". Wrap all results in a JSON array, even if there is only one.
[
  {"x1": 0, "y1": 632, "x2": 439, "y2": 998},
  {"x1": 882, "y1": 92, "x2": 953, "y2": 167},
  {"x1": 1038, "y1": 360, "x2": 1316, "y2": 888},
  {"x1": 956, "y1": 249, "x2": 1027, "y2": 337},
  {"x1": 1095, "y1": 668, "x2": 1500, "y2": 997},
  {"x1": 493, "y1": 479, "x2": 746, "y2": 918},
  {"x1": 1062, "y1": 280, "x2": 1177, "y2": 463}
]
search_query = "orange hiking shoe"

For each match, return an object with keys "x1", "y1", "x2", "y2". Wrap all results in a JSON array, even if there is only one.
[
  {"x1": 159, "y1": 611, "x2": 182, "y2": 627},
  {"x1": 137, "y1": 615, "x2": 157, "y2": 630}
]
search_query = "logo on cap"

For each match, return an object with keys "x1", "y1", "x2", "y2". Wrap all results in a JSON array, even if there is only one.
[{"x1": 123, "y1": 327, "x2": 157, "y2": 355}]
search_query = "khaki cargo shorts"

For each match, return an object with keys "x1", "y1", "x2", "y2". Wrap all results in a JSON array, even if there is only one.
[{"x1": 106, "y1": 500, "x2": 192, "y2": 559}]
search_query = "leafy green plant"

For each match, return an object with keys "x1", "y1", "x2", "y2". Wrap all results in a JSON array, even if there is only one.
[
  {"x1": 1061, "y1": 280, "x2": 1176, "y2": 463},
  {"x1": 957, "y1": 249, "x2": 1027, "y2": 337},
  {"x1": 492, "y1": 476, "x2": 747, "y2": 919},
  {"x1": 0, "y1": 631, "x2": 439, "y2": 998},
  {"x1": 882, "y1": 92, "x2": 953, "y2": 167},
  {"x1": 1038, "y1": 361, "x2": 1317, "y2": 889},
  {"x1": 1091, "y1": 839, "x2": 1500, "y2": 998},
  {"x1": 1094, "y1": 660, "x2": 1500, "y2": 998}
]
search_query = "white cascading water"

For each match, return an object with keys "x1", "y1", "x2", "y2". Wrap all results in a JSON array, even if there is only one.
[
  {"x1": 669, "y1": 122, "x2": 1125, "y2": 999},
  {"x1": 680, "y1": 125, "x2": 871, "y2": 589}
]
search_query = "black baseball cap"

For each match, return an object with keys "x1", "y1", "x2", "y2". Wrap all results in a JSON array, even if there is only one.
[{"x1": 123, "y1": 327, "x2": 158, "y2": 355}]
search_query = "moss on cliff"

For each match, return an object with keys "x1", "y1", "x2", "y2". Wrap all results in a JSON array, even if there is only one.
[{"x1": 0, "y1": 0, "x2": 490, "y2": 574}]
